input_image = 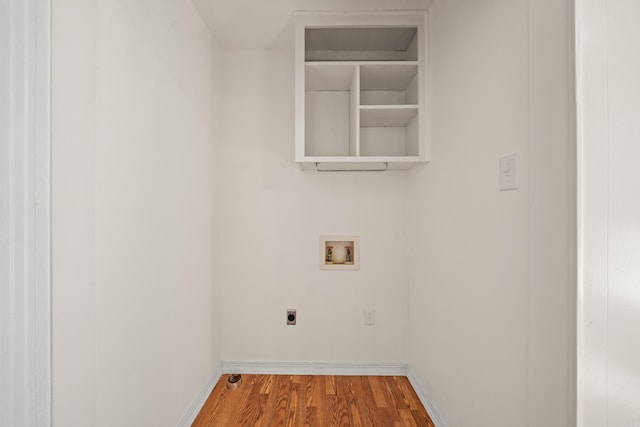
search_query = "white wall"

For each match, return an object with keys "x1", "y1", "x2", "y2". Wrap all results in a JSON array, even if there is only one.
[
  {"x1": 52, "y1": 0, "x2": 98, "y2": 424},
  {"x1": 407, "y1": 0, "x2": 575, "y2": 426},
  {"x1": 577, "y1": 0, "x2": 640, "y2": 425},
  {"x1": 218, "y1": 50, "x2": 410, "y2": 364},
  {"x1": 52, "y1": 0, "x2": 223, "y2": 425}
]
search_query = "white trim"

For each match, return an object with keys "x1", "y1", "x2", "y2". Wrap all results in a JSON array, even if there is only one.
[
  {"x1": 176, "y1": 363, "x2": 223, "y2": 427},
  {"x1": 0, "y1": 0, "x2": 51, "y2": 425},
  {"x1": 293, "y1": 10, "x2": 429, "y2": 18},
  {"x1": 222, "y1": 360, "x2": 408, "y2": 376},
  {"x1": 407, "y1": 366, "x2": 449, "y2": 427},
  {"x1": 575, "y1": 0, "x2": 609, "y2": 426},
  {"x1": 406, "y1": 366, "x2": 449, "y2": 427}
]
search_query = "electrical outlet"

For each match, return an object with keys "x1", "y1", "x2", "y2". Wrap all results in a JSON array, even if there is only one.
[
  {"x1": 287, "y1": 309, "x2": 296, "y2": 325},
  {"x1": 364, "y1": 309, "x2": 375, "y2": 326},
  {"x1": 499, "y1": 153, "x2": 519, "y2": 191}
]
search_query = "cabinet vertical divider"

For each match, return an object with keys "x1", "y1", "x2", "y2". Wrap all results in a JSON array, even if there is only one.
[
  {"x1": 351, "y1": 64, "x2": 360, "y2": 157},
  {"x1": 294, "y1": 16, "x2": 305, "y2": 164}
]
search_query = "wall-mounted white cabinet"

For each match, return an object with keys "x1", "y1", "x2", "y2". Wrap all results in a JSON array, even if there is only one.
[{"x1": 295, "y1": 13, "x2": 429, "y2": 171}]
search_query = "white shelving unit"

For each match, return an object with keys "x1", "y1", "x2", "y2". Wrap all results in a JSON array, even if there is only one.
[{"x1": 295, "y1": 13, "x2": 429, "y2": 171}]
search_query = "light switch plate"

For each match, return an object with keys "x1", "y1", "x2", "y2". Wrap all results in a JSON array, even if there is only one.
[{"x1": 499, "y1": 153, "x2": 519, "y2": 191}]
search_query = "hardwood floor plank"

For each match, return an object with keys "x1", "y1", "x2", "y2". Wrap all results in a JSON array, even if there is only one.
[
  {"x1": 348, "y1": 395, "x2": 363, "y2": 426},
  {"x1": 394, "y1": 376, "x2": 422, "y2": 410},
  {"x1": 352, "y1": 376, "x2": 376, "y2": 427},
  {"x1": 255, "y1": 376, "x2": 279, "y2": 427},
  {"x1": 311, "y1": 377, "x2": 327, "y2": 426},
  {"x1": 304, "y1": 375, "x2": 318, "y2": 408},
  {"x1": 285, "y1": 383, "x2": 300, "y2": 427},
  {"x1": 410, "y1": 408, "x2": 436, "y2": 427},
  {"x1": 367, "y1": 376, "x2": 389, "y2": 408},
  {"x1": 373, "y1": 407, "x2": 402, "y2": 427},
  {"x1": 335, "y1": 376, "x2": 354, "y2": 401},
  {"x1": 398, "y1": 408, "x2": 419, "y2": 427},
  {"x1": 382, "y1": 377, "x2": 409, "y2": 411},
  {"x1": 325, "y1": 394, "x2": 340, "y2": 427},
  {"x1": 325, "y1": 375, "x2": 336, "y2": 395},
  {"x1": 303, "y1": 406, "x2": 316, "y2": 427},
  {"x1": 235, "y1": 391, "x2": 266, "y2": 426},
  {"x1": 226, "y1": 377, "x2": 254, "y2": 426},
  {"x1": 192, "y1": 374, "x2": 433, "y2": 427},
  {"x1": 274, "y1": 375, "x2": 291, "y2": 425},
  {"x1": 336, "y1": 397, "x2": 351, "y2": 427},
  {"x1": 259, "y1": 374, "x2": 274, "y2": 395},
  {"x1": 336, "y1": 376, "x2": 362, "y2": 426}
]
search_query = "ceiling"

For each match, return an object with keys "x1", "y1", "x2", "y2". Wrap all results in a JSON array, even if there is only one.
[{"x1": 192, "y1": 0, "x2": 433, "y2": 49}]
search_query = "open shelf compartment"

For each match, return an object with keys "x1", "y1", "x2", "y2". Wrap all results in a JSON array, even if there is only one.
[
  {"x1": 360, "y1": 63, "x2": 418, "y2": 105},
  {"x1": 305, "y1": 27, "x2": 418, "y2": 62},
  {"x1": 304, "y1": 63, "x2": 359, "y2": 157}
]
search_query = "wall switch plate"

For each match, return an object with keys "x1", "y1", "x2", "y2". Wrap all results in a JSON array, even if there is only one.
[
  {"x1": 499, "y1": 153, "x2": 519, "y2": 191},
  {"x1": 287, "y1": 309, "x2": 296, "y2": 325},
  {"x1": 364, "y1": 309, "x2": 375, "y2": 326}
]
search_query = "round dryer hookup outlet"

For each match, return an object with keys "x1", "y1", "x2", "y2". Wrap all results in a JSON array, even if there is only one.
[{"x1": 287, "y1": 309, "x2": 296, "y2": 325}]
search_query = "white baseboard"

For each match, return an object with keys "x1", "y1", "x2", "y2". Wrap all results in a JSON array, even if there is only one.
[
  {"x1": 406, "y1": 366, "x2": 449, "y2": 427},
  {"x1": 222, "y1": 360, "x2": 408, "y2": 376},
  {"x1": 177, "y1": 363, "x2": 223, "y2": 427}
]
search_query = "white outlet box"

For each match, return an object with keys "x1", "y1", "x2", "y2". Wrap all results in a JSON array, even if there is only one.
[
  {"x1": 499, "y1": 153, "x2": 519, "y2": 191},
  {"x1": 364, "y1": 309, "x2": 375, "y2": 326}
]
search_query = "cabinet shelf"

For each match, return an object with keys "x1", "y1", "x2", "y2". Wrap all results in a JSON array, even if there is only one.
[
  {"x1": 360, "y1": 63, "x2": 417, "y2": 89},
  {"x1": 295, "y1": 13, "x2": 429, "y2": 170},
  {"x1": 360, "y1": 106, "x2": 418, "y2": 127}
]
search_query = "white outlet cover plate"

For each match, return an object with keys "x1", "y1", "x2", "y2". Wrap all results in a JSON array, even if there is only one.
[
  {"x1": 364, "y1": 309, "x2": 375, "y2": 326},
  {"x1": 499, "y1": 153, "x2": 519, "y2": 191}
]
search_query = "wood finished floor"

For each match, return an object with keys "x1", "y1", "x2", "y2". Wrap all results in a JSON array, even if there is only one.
[{"x1": 192, "y1": 374, "x2": 435, "y2": 427}]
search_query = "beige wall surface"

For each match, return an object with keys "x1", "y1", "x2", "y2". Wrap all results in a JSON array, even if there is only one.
[
  {"x1": 218, "y1": 49, "x2": 411, "y2": 363},
  {"x1": 52, "y1": 1, "x2": 98, "y2": 425},
  {"x1": 52, "y1": 0, "x2": 223, "y2": 425},
  {"x1": 407, "y1": 0, "x2": 575, "y2": 426}
]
